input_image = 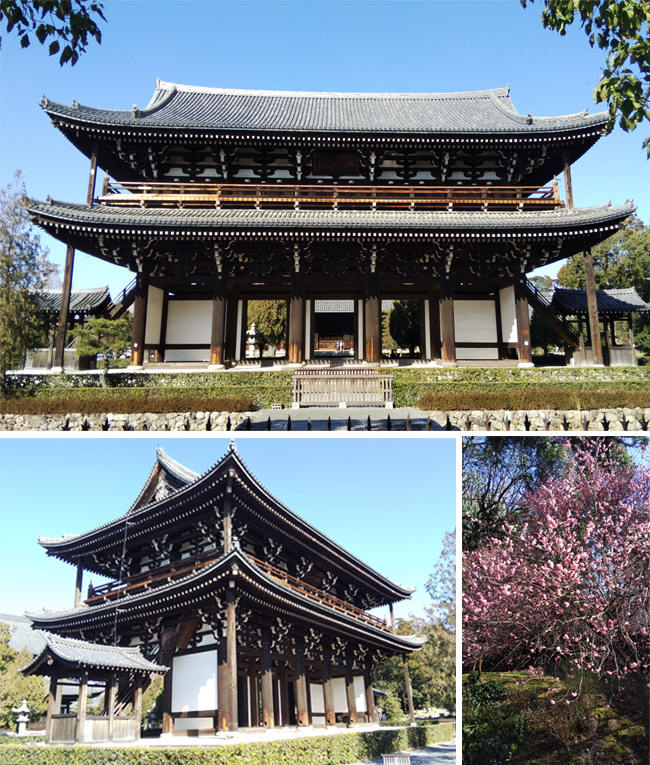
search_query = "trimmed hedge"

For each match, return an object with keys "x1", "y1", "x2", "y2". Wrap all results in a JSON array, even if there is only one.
[{"x1": 0, "y1": 725, "x2": 454, "y2": 764}]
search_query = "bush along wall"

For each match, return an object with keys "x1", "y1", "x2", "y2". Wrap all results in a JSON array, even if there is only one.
[{"x1": 0, "y1": 724, "x2": 454, "y2": 765}]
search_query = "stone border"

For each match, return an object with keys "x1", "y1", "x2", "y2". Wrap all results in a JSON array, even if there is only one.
[
  {"x1": 427, "y1": 407, "x2": 650, "y2": 431},
  {"x1": 0, "y1": 412, "x2": 249, "y2": 432}
]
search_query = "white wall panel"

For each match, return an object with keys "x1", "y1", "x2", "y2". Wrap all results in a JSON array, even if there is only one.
[
  {"x1": 145, "y1": 286, "x2": 164, "y2": 345},
  {"x1": 310, "y1": 683, "x2": 325, "y2": 714},
  {"x1": 353, "y1": 676, "x2": 367, "y2": 713},
  {"x1": 500, "y1": 286, "x2": 518, "y2": 343},
  {"x1": 332, "y1": 677, "x2": 348, "y2": 713},
  {"x1": 165, "y1": 349, "x2": 210, "y2": 362},
  {"x1": 166, "y1": 300, "x2": 212, "y2": 344},
  {"x1": 457, "y1": 347, "x2": 499, "y2": 360},
  {"x1": 171, "y1": 650, "x2": 218, "y2": 713},
  {"x1": 454, "y1": 300, "x2": 497, "y2": 343},
  {"x1": 173, "y1": 718, "x2": 214, "y2": 730}
]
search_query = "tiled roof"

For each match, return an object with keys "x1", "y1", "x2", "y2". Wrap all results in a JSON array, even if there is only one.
[
  {"x1": 0, "y1": 613, "x2": 47, "y2": 655},
  {"x1": 29, "y1": 199, "x2": 635, "y2": 233},
  {"x1": 41, "y1": 81, "x2": 608, "y2": 135},
  {"x1": 35, "y1": 287, "x2": 110, "y2": 315},
  {"x1": 552, "y1": 287, "x2": 650, "y2": 315},
  {"x1": 126, "y1": 447, "x2": 200, "y2": 515},
  {"x1": 21, "y1": 632, "x2": 167, "y2": 674}
]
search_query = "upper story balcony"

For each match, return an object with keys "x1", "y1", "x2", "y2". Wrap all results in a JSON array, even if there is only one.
[
  {"x1": 97, "y1": 179, "x2": 563, "y2": 213},
  {"x1": 84, "y1": 551, "x2": 390, "y2": 631}
]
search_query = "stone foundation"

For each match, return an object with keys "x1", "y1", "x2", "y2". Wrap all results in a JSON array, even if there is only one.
[{"x1": 0, "y1": 411, "x2": 249, "y2": 431}]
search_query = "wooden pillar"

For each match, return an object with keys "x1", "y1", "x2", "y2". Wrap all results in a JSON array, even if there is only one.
[
  {"x1": 419, "y1": 300, "x2": 428, "y2": 360},
  {"x1": 354, "y1": 299, "x2": 364, "y2": 360},
  {"x1": 389, "y1": 603, "x2": 395, "y2": 633},
  {"x1": 583, "y1": 250, "x2": 603, "y2": 366},
  {"x1": 129, "y1": 272, "x2": 148, "y2": 368},
  {"x1": 227, "y1": 586, "x2": 238, "y2": 731},
  {"x1": 402, "y1": 655, "x2": 416, "y2": 725},
  {"x1": 440, "y1": 278, "x2": 456, "y2": 365},
  {"x1": 107, "y1": 673, "x2": 116, "y2": 741},
  {"x1": 223, "y1": 480, "x2": 233, "y2": 553},
  {"x1": 217, "y1": 637, "x2": 229, "y2": 732},
  {"x1": 53, "y1": 245, "x2": 75, "y2": 372},
  {"x1": 86, "y1": 141, "x2": 99, "y2": 206},
  {"x1": 365, "y1": 271, "x2": 381, "y2": 363},
  {"x1": 209, "y1": 278, "x2": 226, "y2": 369},
  {"x1": 514, "y1": 280, "x2": 533, "y2": 367},
  {"x1": 429, "y1": 289, "x2": 441, "y2": 359},
  {"x1": 225, "y1": 292, "x2": 238, "y2": 362},
  {"x1": 345, "y1": 666, "x2": 358, "y2": 727},
  {"x1": 74, "y1": 561, "x2": 83, "y2": 608},
  {"x1": 604, "y1": 316, "x2": 612, "y2": 366},
  {"x1": 45, "y1": 674, "x2": 59, "y2": 744},
  {"x1": 364, "y1": 670, "x2": 376, "y2": 724},
  {"x1": 161, "y1": 625, "x2": 175, "y2": 734},
  {"x1": 288, "y1": 272, "x2": 305, "y2": 364},
  {"x1": 133, "y1": 675, "x2": 143, "y2": 740},
  {"x1": 76, "y1": 671, "x2": 88, "y2": 743},
  {"x1": 563, "y1": 149, "x2": 574, "y2": 211},
  {"x1": 261, "y1": 627, "x2": 274, "y2": 728},
  {"x1": 237, "y1": 299, "x2": 248, "y2": 362},
  {"x1": 323, "y1": 651, "x2": 336, "y2": 727},
  {"x1": 294, "y1": 645, "x2": 310, "y2": 726},
  {"x1": 249, "y1": 669, "x2": 260, "y2": 728},
  {"x1": 279, "y1": 673, "x2": 290, "y2": 727},
  {"x1": 304, "y1": 298, "x2": 313, "y2": 361}
]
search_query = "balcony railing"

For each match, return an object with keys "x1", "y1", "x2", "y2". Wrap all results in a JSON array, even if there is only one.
[
  {"x1": 97, "y1": 180, "x2": 562, "y2": 212},
  {"x1": 84, "y1": 551, "x2": 389, "y2": 630}
]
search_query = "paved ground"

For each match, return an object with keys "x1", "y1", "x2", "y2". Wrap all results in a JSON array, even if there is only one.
[
  {"x1": 236, "y1": 407, "x2": 448, "y2": 431},
  {"x1": 352, "y1": 740, "x2": 457, "y2": 765}
]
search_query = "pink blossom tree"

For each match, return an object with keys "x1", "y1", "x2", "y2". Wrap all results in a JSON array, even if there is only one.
[{"x1": 463, "y1": 441, "x2": 650, "y2": 743}]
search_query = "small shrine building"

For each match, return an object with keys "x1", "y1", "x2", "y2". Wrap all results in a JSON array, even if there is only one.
[
  {"x1": 26, "y1": 445, "x2": 425, "y2": 741},
  {"x1": 29, "y1": 81, "x2": 634, "y2": 369}
]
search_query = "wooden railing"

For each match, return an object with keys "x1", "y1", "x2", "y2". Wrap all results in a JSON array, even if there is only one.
[
  {"x1": 97, "y1": 180, "x2": 563, "y2": 212},
  {"x1": 84, "y1": 550, "x2": 389, "y2": 630},
  {"x1": 293, "y1": 366, "x2": 393, "y2": 407}
]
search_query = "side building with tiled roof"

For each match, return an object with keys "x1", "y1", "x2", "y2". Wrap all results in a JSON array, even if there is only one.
[
  {"x1": 28, "y1": 444, "x2": 424, "y2": 738},
  {"x1": 31, "y1": 80, "x2": 632, "y2": 369}
]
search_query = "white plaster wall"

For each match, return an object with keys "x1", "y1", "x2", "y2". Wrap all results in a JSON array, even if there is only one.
[
  {"x1": 166, "y1": 300, "x2": 212, "y2": 344},
  {"x1": 173, "y1": 718, "x2": 214, "y2": 730},
  {"x1": 500, "y1": 286, "x2": 518, "y2": 343},
  {"x1": 458, "y1": 347, "x2": 499, "y2": 360},
  {"x1": 353, "y1": 676, "x2": 367, "y2": 713},
  {"x1": 165, "y1": 349, "x2": 210, "y2": 362},
  {"x1": 145, "y1": 286, "x2": 164, "y2": 345},
  {"x1": 332, "y1": 677, "x2": 348, "y2": 713},
  {"x1": 171, "y1": 650, "x2": 218, "y2": 713},
  {"x1": 454, "y1": 300, "x2": 497, "y2": 343},
  {"x1": 310, "y1": 683, "x2": 325, "y2": 714}
]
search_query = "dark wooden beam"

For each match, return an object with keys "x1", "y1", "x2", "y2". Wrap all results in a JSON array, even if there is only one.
[
  {"x1": 514, "y1": 279, "x2": 533, "y2": 367},
  {"x1": 563, "y1": 149, "x2": 574, "y2": 211},
  {"x1": 345, "y1": 666, "x2": 358, "y2": 727},
  {"x1": 209, "y1": 278, "x2": 226, "y2": 369},
  {"x1": 53, "y1": 245, "x2": 75, "y2": 371},
  {"x1": 130, "y1": 273, "x2": 148, "y2": 368},
  {"x1": 365, "y1": 271, "x2": 381, "y2": 363},
  {"x1": 261, "y1": 627, "x2": 274, "y2": 728},
  {"x1": 288, "y1": 272, "x2": 305, "y2": 364},
  {"x1": 403, "y1": 655, "x2": 416, "y2": 725},
  {"x1": 87, "y1": 141, "x2": 99, "y2": 206},
  {"x1": 440, "y1": 277, "x2": 456, "y2": 366},
  {"x1": 294, "y1": 644, "x2": 309, "y2": 726},
  {"x1": 583, "y1": 250, "x2": 603, "y2": 365},
  {"x1": 74, "y1": 561, "x2": 83, "y2": 608},
  {"x1": 227, "y1": 586, "x2": 238, "y2": 732}
]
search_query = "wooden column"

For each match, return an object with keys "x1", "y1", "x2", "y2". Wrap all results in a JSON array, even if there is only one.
[
  {"x1": 583, "y1": 250, "x2": 603, "y2": 365},
  {"x1": 223, "y1": 480, "x2": 233, "y2": 553},
  {"x1": 133, "y1": 675, "x2": 143, "y2": 740},
  {"x1": 53, "y1": 245, "x2": 75, "y2": 372},
  {"x1": 161, "y1": 625, "x2": 175, "y2": 734},
  {"x1": 249, "y1": 669, "x2": 260, "y2": 728},
  {"x1": 440, "y1": 278, "x2": 456, "y2": 365},
  {"x1": 74, "y1": 561, "x2": 83, "y2": 608},
  {"x1": 129, "y1": 272, "x2": 148, "y2": 368},
  {"x1": 76, "y1": 671, "x2": 88, "y2": 743},
  {"x1": 288, "y1": 272, "x2": 305, "y2": 364},
  {"x1": 563, "y1": 149, "x2": 574, "y2": 210},
  {"x1": 354, "y1": 299, "x2": 364, "y2": 360},
  {"x1": 419, "y1": 300, "x2": 428, "y2": 360},
  {"x1": 279, "y1": 673, "x2": 290, "y2": 727},
  {"x1": 514, "y1": 280, "x2": 533, "y2": 367},
  {"x1": 403, "y1": 655, "x2": 416, "y2": 725},
  {"x1": 604, "y1": 316, "x2": 612, "y2": 365},
  {"x1": 45, "y1": 674, "x2": 59, "y2": 744},
  {"x1": 389, "y1": 603, "x2": 395, "y2": 633},
  {"x1": 86, "y1": 141, "x2": 99, "y2": 206},
  {"x1": 294, "y1": 645, "x2": 310, "y2": 726},
  {"x1": 224, "y1": 293, "x2": 238, "y2": 362},
  {"x1": 429, "y1": 289, "x2": 441, "y2": 359},
  {"x1": 364, "y1": 670, "x2": 376, "y2": 724},
  {"x1": 237, "y1": 300, "x2": 248, "y2": 361},
  {"x1": 261, "y1": 627, "x2": 275, "y2": 728},
  {"x1": 365, "y1": 272, "x2": 381, "y2": 363},
  {"x1": 107, "y1": 673, "x2": 116, "y2": 741},
  {"x1": 345, "y1": 666, "x2": 358, "y2": 727},
  {"x1": 217, "y1": 637, "x2": 229, "y2": 732},
  {"x1": 323, "y1": 652, "x2": 336, "y2": 726},
  {"x1": 227, "y1": 586, "x2": 238, "y2": 731},
  {"x1": 209, "y1": 278, "x2": 226, "y2": 369}
]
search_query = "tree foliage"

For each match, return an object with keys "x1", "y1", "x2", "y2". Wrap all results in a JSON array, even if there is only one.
[
  {"x1": 558, "y1": 217, "x2": 650, "y2": 353},
  {"x1": 247, "y1": 300, "x2": 286, "y2": 355},
  {"x1": 0, "y1": 623, "x2": 47, "y2": 728},
  {"x1": 463, "y1": 442, "x2": 650, "y2": 741},
  {"x1": 388, "y1": 301, "x2": 420, "y2": 355},
  {"x1": 521, "y1": 0, "x2": 650, "y2": 152},
  {"x1": 0, "y1": 171, "x2": 55, "y2": 386},
  {"x1": 0, "y1": 0, "x2": 105, "y2": 65},
  {"x1": 72, "y1": 316, "x2": 131, "y2": 369}
]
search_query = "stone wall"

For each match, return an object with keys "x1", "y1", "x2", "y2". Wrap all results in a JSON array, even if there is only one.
[{"x1": 0, "y1": 411, "x2": 249, "y2": 431}]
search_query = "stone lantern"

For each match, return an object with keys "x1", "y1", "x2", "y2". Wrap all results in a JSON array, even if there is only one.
[{"x1": 12, "y1": 699, "x2": 31, "y2": 736}]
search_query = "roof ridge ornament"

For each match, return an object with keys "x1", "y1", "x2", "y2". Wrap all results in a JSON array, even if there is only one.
[{"x1": 229, "y1": 439, "x2": 237, "y2": 452}]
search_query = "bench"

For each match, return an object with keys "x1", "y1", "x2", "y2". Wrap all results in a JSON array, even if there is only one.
[{"x1": 292, "y1": 366, "x2": 393, "y2": 407}]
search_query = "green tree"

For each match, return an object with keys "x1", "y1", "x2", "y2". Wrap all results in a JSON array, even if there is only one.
[
  {"x1": 382, "y1": 309, "x2": 397, "y2": 351},
  {"x1": 388, "y1": 300, "x2": 420, "y2": 355},
  {"x1": 521, "y1": 0, "x2": 650, "y2": 152},
  {"x1": 530, "y1": 310, "x2": 565, "y2": 355},
  {"x1": 247, "y1": 300, "x2": 286, "y2": 355},
  {"x1": 0, "y1": 0, "x2": 105, "y2": 65},
  {"x1": 0, "y1": 171, "x2": 55, "y2": 387},
  {"x1": 0, "y1": 623, "x2": 47, "y2": 728},
  {"x1": 71, "y1": 316, "x2": 131, "y2": 370}
]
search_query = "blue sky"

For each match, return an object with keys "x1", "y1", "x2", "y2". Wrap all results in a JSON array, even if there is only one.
[
  {"x1": 0, "y1": 435, "x2": 457, "y2": 622},
  {"x1": 1, "y1": 0, "x2": 647, "y2": 298}
]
